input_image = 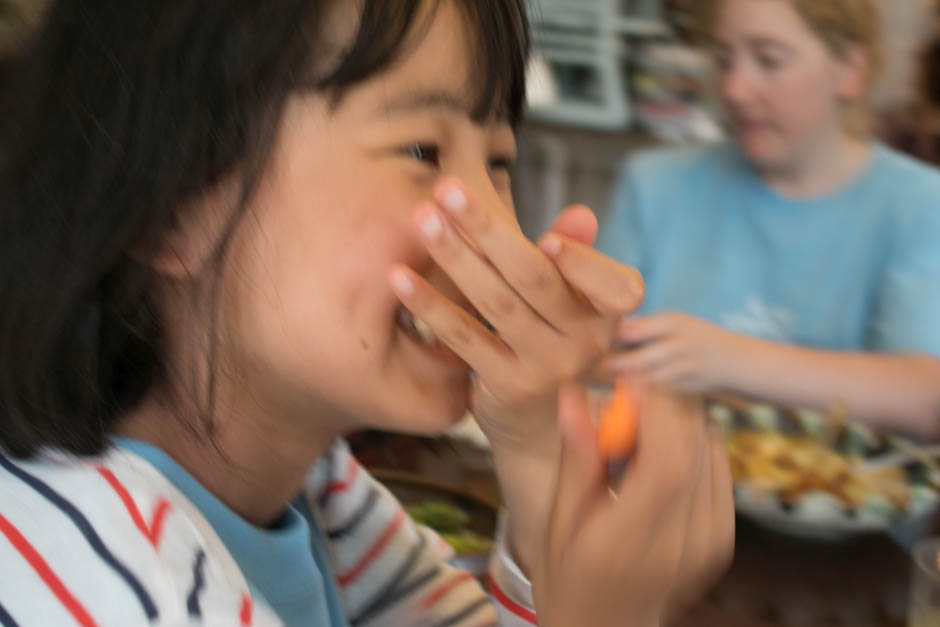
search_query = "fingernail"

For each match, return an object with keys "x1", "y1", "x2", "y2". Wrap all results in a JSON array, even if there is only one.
[
  {"x1": 441, "y1": 185, "x2": 467, "y2": 213},
  {"x1": 390, "y1": 270, "x2": 414, "y2": 295},
  {"x1": 420, "y1": 210, "x2": 444, "y2": 240},
  {"x1": 540, "y1": 234, "x2": 562, "y2": 257}
]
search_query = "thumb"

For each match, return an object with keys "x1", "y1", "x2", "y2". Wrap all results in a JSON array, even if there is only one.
[
  {"x1": 550, "y1": 382, "x2": 606, "y2": 544},
  {"x1": 544, "y1": 205, "x2": 598, "y2": 246}
]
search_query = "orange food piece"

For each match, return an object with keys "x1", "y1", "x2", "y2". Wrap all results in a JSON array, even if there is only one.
[{"x1": 598, "y1": 378, "x2": 638, "y2": 460}]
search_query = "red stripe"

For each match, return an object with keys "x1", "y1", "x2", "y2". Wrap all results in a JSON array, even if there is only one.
[
  {"x1": 487, "y1": 575, "x2": 537, "y2": 625},
  {"x1": 96, "y1": 467, "x2": 147, "y2": 535},
  {"x1": 240, "y1": 593, "x2": 253, "y2": 626},
  {"x1": 147, "y1": 499, "x2": 172, "y2": 548},
  {"x1": 0, "y1": 513, "x2": 98, "y2": 627},
  {"x1": 419, "y1": 571, "x2": 475, "y2": 610},
  {"x1": 96, "y1": 466, "x2": 172, "y2": 548},
  {"x1": 336, "y1": 509, "x2": 405, "y2": 587},
  {"x1": 323, "y1": 459, "x2": 360, "y2": 497}
]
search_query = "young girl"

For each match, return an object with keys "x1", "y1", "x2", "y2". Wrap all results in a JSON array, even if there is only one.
[
  {"x1": 0, "y1": 1, "x2": 733, "y2": 626},
  {"x1": 600, "y1": 0, "x2": 940, "y2": 439}
]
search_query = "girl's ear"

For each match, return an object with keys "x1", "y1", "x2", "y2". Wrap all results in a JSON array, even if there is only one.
[
  {"x1": 836, "y1": 42, "x2": 871, "y2": 102},
  {"x1": 140, "y1": 181, "x2": 241, "y2": 280}
]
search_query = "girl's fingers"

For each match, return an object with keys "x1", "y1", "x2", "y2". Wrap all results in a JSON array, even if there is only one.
[
  {"x1": 618, "y1": 315, "x2": 673, "y2": 345},
  {"x1": 607, "y1": 390, "x2": 707, "y2": 619},
  {"x1": 544, "y1": 204, "x2": 599, "y2": 247},
  {"x1": 550, "y1": 383, "x2": 607, "y2": 545},
  {"x1": 412, "y1": 202, "x2": 554, "y2": 354},
  {"x1": 433, "y1": 179, "x2": 587, "y2": 326},
  {"x1": 537, "y1": 233, "x2": 644, "y2": 317},
  {"x1": 615, "y1": 389, "x2": 704, "y2": 523},
  {"x1": 678, "y1": 421, "x2": 734, "y2": 572},
  {"x1": 646, "y1": 358, "x2": 695, "y2": 388},
  {"x1": 605, "y1": 340, "x2": 679, "y2": 374},
  {"x1": 665, "y1": 420, "x2": 716, "y2": 615},
  {"x1": 708, "y1": 421, "x2": 736, "y2": 563},
  {"x1": 666, "y1": 424, "x2": 734, "y2": 619},
  {"x1": 388, "y1": 264, "x2": 515, "y2": 378}
]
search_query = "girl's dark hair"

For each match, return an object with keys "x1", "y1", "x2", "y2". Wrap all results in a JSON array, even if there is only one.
[{"x1": 0, "y1": 0, "x2": 530, "y2": 458}]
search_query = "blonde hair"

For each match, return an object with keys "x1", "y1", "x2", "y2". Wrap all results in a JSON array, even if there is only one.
[{"x1": 700, "y1": 0, "x2": 884, "y2": 135}]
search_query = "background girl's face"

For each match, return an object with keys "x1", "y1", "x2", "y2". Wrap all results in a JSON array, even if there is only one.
[
  {"x1": 711, "y1": 0, "x2": 867, "y2": 168},
  {"x1": 218, "y1": 2, "x2": 517, "y2": 435}
]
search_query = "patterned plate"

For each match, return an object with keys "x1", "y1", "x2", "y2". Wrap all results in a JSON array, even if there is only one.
[{"x1": 709, "y1": 398, "x2": 940, "y2": 543}]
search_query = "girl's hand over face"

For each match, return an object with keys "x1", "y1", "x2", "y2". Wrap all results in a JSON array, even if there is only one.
[
  {"x1": 533, "y1": 383, "x2": 735, "y2": 627},
  {"x1": 389, "y1": 178, "x2": 644, "y2": 452}
]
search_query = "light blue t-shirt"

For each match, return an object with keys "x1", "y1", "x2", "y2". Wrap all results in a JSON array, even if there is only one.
[
  {"x1": 598, "y1": 142, "x2": 940, "y2": 356},
  {"x1": 114, "y1": 438, "x2": 349, "y2": 627}
]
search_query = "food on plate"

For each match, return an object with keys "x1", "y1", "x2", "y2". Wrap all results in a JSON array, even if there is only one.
[
  {"x1": 727, "y1": 430, "x2": 911, "y2": 509},
  {"x1": 406, "y1": 500, "x2": 494, "y2": 555}
]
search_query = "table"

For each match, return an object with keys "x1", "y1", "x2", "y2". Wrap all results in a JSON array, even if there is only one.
[
  {"x1": 351, "y1": 432, "x2": 925, "y2": 627},
  {"x1": 674, "y1": 518, "x2": 914, "y2": 627}
]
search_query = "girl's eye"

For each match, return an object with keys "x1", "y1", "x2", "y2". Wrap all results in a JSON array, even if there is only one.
[
  {"x1": 404, "y1": 143, "x2": 440, "y2": 168},
  {"x1": 711, "y1": 49, "x2": 732, "y2": 73},
  {"x1": 488, "y1": 155, "x2": 514, "y2": 188},
  {"x1": 488, "y1": 155, "x2": 515, "y2": 174},
  {"x1": 756, "y1": 54, "x2": 783, "y2": 71}
]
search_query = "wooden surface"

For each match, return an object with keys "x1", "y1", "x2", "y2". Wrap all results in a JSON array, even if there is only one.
[{"x1": 674, "y1": 518, "x2": 914, "y2": 627}]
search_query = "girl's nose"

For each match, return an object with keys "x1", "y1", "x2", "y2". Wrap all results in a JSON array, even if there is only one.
[{"x1": 720, "y1": 63, "x2": 754, "y2": 106}]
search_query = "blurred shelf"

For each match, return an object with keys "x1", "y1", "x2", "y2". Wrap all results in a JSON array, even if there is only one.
[{"x1": 612, "y1": 16, "x2": 671, "y2": 37}]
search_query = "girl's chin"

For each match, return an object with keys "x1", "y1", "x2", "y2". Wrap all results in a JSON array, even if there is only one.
[
  {"x1": 417, "y1": 402, "x2": 471, "y2": 435},
  {"x1": 372, "y1": 384, "x2": 471, "y2": 436},
  {"x1": 740, "y1": 138, "x2": 779, "y2": 161}
]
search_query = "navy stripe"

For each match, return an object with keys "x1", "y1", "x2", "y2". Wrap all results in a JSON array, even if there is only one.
[
  {"x1": 186, "y1": 549, "x2": 207, "y2": 617},
  {"x1": 350, "y1": 531, "x2": 428, "y2": 624},
  {"x1": 317, "y1": 448, "x2": 337, "y2": 508},
  {"x1": 352, "y1": 565, "x2": 441, "y2": 626},
  {"x1": 327, "y1": 488, "x2": 379, "y2": 539},
  {"x1": 431, "y1": 597, "x2": 491, "y2": 627},
  {"x1": 0, "y1": 453, "x2": 159, "y2": 620},
  {"x1": 388, "y1": 566, "x2": 441, "y2": 601},
  {"x1": 0, "y1": 600, "x2": 19, "y2": 627}
]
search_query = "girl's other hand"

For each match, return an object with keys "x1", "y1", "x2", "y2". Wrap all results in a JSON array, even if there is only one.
[{"x1": 533, "y1": 383, "x2": 735, "y2": 627}]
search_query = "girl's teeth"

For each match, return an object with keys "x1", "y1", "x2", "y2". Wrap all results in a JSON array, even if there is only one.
[
  {"x1": 396, "y1": 306, "x2": 417, "y2": 333},
  {"x1": 412, "y1": 316, "x2": 438, "y2": 345},
  {"x1": 396, "y1": 306, "x2": 439, "y2": 346}
]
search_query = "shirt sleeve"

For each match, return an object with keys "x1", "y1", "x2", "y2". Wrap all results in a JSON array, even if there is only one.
[
  {"x1": 867, "y1": 194, "x2": 940, "y2": 358},
  {"x1": 0, "y1": 451, "x2": 283, "y2": 627},
  {"x1": 308, "y1": 442, "x2": 538, "y2": 626},
  {"x1": 486, "y1": 512, "x2": 538, "y2": 626}
]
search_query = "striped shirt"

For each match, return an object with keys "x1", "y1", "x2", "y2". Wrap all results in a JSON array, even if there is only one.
[{"x1": 0, "y1": 440, "x2": 537, "y2": 626}]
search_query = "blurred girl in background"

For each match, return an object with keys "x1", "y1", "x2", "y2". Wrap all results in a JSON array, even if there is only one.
[{"x1": 600, "y1": 0, "x2": 940, "y2": 440}]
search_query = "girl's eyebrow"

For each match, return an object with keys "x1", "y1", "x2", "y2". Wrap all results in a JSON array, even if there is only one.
[
  {"x1": 711, "y1": 36, "x2": 795, "y2": 56},
  {"x1": 375, "y1": 89, "x2": 472, "y2": 118},
  {"x1": 745, "y1": 36, "x2": 795, "y2": 54}
]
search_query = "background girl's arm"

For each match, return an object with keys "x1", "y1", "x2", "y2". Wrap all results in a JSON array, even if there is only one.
[{"x1": 607, "y1": 312, "x2": 940, "y2": 439}]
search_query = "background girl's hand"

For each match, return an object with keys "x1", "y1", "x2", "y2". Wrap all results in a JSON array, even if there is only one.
[
  {"x1": 389, "y1": 177, "x2": 644, "y2": 450},
  {"x1": 533, "y1": 383, "x2": 735, "y2": 627},
  {"x1": 601, "y1": 312, "x2": 745, "y2": 393}
]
